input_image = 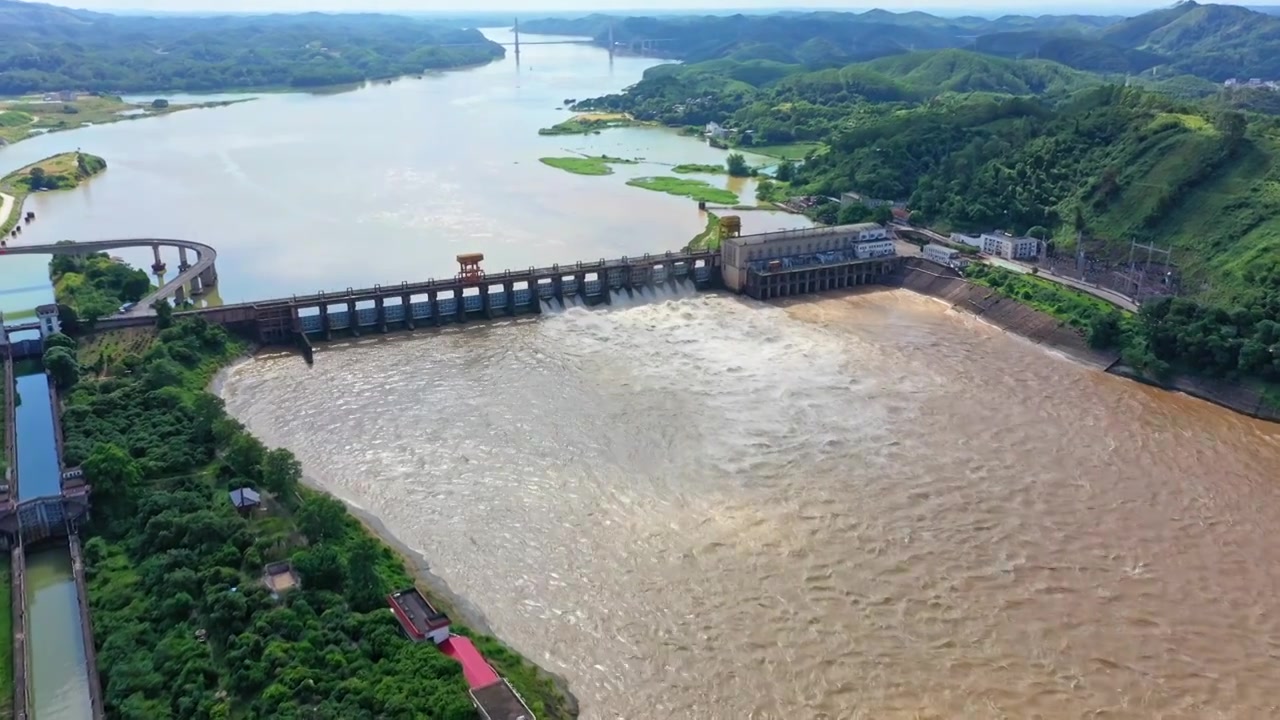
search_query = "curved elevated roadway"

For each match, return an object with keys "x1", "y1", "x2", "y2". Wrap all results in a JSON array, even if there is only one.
[{"x1": 0, "y1": 238, "x2": 216, "y2": 317}]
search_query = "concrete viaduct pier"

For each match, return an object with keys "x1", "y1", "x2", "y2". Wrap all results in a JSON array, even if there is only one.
[{"x1": 1, "y1": 238, "x2": 219, "y2": 314}]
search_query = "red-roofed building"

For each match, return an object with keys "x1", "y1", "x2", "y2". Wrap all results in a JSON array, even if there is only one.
[{"x1": 386, "y1": 588, "x2": 451, "y2": 645}]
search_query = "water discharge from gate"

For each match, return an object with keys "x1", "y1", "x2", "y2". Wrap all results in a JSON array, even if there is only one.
[{"x1": 223, "y1": 289, "x2": 1280, "y2": 719}]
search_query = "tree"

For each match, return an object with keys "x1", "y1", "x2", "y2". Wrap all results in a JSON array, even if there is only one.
[
  {"x1": 837, "y1": 202, "x2": 871, "y2": 225},
  {"x1": 725, "y1": 152, "x2": 749, "y2": 177},
  {"x1": 27, "y1": 166, "x2": 48, "y2": 191},
  {"x1": 224, "y1": 433, "x2": 266, "y2": 478},
  {"x1": 293, "y1": 545, "x2": 344, "y2": 592},
  {"x1": 1216, "y1": 110, "x2": 1247, "y2": 152},
  {"x1": 297, "y1": 495, "x2": 348, "y2": 545},
  {"x1": 83, "y1": 442, "x2": 142, "y2": 496},
  {"x1": 153, "y1": 300, "x2": 173, "y2": 329},
  {"x1": 151, "y1": 98, "x2": 170, "y2": 109},
  {"x1": 344, "y1": 539, "x2": 386, "y2": 612},
  {"x1": 774, "y1": 159, "x2": 795, "y2": 183},
  {"x1": 43, "y1": 346, "x2": 80, "y2": 388},
  {"x1": 871, "y1": 205, "x2": 893, "y2": 225},
  {"x1": 44, "y1": 332, "x2": 77, "y2": 351},
  {"x1": 261, "y1": 448, "x2": 301, "y2": 498}
]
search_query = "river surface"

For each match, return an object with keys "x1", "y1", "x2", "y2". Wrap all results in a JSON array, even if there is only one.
[
  {"x1": 223, "y1": 289, "x2": 1280, "y2": 719},
  {"x1": 25, "y1": 549, "x2": 91, "y2": 720},
  {"x1": 0, "y1": 28, "x2": 809, "y2": 315},
  {"x1": 4, "y1": 23, "x2": 1280, "y2": 720}
]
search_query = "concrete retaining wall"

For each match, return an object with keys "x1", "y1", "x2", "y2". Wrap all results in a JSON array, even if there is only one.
[
  {"x1": 895, "y1": 260, "x2": 1279, "y2": 423},
  {"x1": 894, "y1": 261, "x2": 1120, "y2": 369}
]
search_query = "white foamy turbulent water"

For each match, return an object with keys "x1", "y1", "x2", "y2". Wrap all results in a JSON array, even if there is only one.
[{"x1": 223, "y1": 290, "x2": 1280, "y2": 719}]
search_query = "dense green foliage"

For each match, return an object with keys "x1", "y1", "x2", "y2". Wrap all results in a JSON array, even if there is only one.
[
  {"x1": 59, "y1": 318, "x2": 570, "y2": 719},
  {"x1": 626, "y1": 176, "x2": 739, "y2": 204},
  {"x1": 526, "y1": 3, "x2": 1280, "y2": 83},
  {"x1": 50, "y1": 251, "x2": 150, "y2": 328},
  {"x1": 538, "y1": 155, "x2": 636, "y2": 176},
  {"x1": 0, "y1": 0, "x2": 503, "y2": 93},
  {"x1": 580, "y1": 23, "x2": 1280, "y2": 389}
]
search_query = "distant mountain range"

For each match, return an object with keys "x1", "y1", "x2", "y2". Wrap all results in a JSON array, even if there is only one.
[{"x1": 521, "y1": 2, "x2": 1280, "y2": 82}]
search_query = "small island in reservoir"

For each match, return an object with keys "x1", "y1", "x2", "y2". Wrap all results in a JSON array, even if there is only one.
[
  {"x1": 0, "y1": 151, "x2": 107, "y2": 237},
  {"x1": 538, "y1": 155, "x2": 638, "y2": 176},
  {"x1": 538, "y1": 112, "x2": 649, "y2": 135},
  {"x1": 626, "y1": 176, "x2": 740, "y2": 205}
]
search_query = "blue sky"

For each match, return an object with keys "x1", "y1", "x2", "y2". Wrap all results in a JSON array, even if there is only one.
[{"x1": 31, "y1": 0, "x2": 1266, "y2": 15}]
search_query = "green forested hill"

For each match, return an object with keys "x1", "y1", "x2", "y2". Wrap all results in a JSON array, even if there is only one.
[
  {"x1": 1101, "y1": 1, "x2": 1280, "y2": 79},
  {"x1": 0, "y1": 0, "x2": 504, "y2": 93},
  {"x1": 525, "y1": 3, "x2": 1280, "y2": 85},
  {"x1": 860, "y1": 50, "x2": 1095, "y2": 96}
]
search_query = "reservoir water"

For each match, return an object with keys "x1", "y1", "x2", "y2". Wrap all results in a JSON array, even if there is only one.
[
  {"x1": 13, "y1": 371, "x2": 60, "y2": 501},
  {"x1": 0, "y1": 28, "x2": 809, "y2": 313},
  {"x1": 1, "y1": 24, "x2": 1278, "y2": 720}
]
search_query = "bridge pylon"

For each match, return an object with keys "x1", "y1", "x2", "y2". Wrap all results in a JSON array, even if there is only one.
[{"x1": 513, "y1": 17, "x2": 520, "y2": 62}]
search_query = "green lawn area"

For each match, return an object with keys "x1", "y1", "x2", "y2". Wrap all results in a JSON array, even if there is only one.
[
  {"x1": 626, "y1": 176, "x2": 739, "y2": 204},
  {"x1": 538, "y1": 155, "x2": 636, "y2": 176},
  {"x1": 0, "y1": 555, "x2": 11, "y2": 719},
  {"x1": 672, "y1": 163, "x2": 726, "y2": 174},
  {"x1": 747, "y1": 142, "x2": 826, "y2": 160}
]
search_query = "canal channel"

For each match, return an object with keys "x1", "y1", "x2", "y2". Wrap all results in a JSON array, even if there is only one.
[{"x1": 11, "y1": 339, "x2": 94, "y2": 718}]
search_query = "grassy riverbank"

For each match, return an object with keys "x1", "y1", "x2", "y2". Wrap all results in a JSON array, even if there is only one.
[
  {"x1": 0, "y1": 151, "x2": 107, "y2": 236},
  {"x1": 538, "y1": 112, "x2": 649, "y2": 135},
  {"x1": 685, "y1": 211, "x2": 723, "y2": 252},
  {"x1": 60, "y1": 317, "x2": 575, "y2": 719},
  {"x1": 539, "y1": 155, "x2": 638, "y2": 176},
  {"x1": 0, "y1": 95, "x2": 246, "y2": 148},
  {"x1": 746, "y1": 142, "x2": 826, "y2": 160},
  {"x1": 626, "y1": 176, "x2": 739, "y2": 204}
]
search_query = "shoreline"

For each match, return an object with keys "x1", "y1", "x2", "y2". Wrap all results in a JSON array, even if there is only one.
[
  {"x1": 895, "y1": 260, "x2": 1280, "y2": 423},
  {"x1": 0, "y1": 151, "x2": 107, "y2": 237},
  {"x1": 209, "y1": 356, "x2": 582, "y2": 716}
]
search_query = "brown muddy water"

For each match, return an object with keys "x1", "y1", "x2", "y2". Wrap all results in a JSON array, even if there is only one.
[{"x1": 223, "y1": 289, "x2": 1280, "y2": 719}]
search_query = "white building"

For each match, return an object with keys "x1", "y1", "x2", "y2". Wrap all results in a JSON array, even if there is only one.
[
  {"x1": 720, "y1": 223, "x2": 896, "y2": 291},
  {"x1": 846, "y1": 222, "x2": 888, "y2": 242},
  {"x1": 705, "y1": 121, "x2": 728, "y2": 140},
  {"x1": 950, "y1": 233, "x2": 983, "y2": 249},
  {"x1": 840, "y1": 191, "x2": 894, "y2": 209},
  {"x1": 923, "y1": 243, "x2": 967, "y2": 268},
  {"x1": 979, "y1": 232, "x2": 1039, "y2": 260},
  {"x1": 36, "y1": 304, "x2": 61, "y2": 337},
  {"x1": 853, "y1": 238, "x2": 895, "y2": 259}
]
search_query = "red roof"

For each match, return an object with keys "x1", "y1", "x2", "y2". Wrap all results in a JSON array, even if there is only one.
[{"x1": 440, "y1": 636, "x2": 500, "y2": 689}]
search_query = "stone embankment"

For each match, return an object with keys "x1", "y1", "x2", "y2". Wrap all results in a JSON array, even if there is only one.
[
  {"x1": 895, "y1": 259, "x2": 1280, "y2": 422},
  {"x1": 894, "y1": 260, "x2": 1119, "y2": 369}
]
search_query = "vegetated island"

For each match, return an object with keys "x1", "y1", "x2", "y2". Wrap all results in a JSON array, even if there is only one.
[
  {"x1": 626, "y1": 176, "x2": 740, "y2": 205},
  {"x1": 44, "y1": 256, "x2": 579, "y2": 718},
  {"x1": 0, "y1": 94, "x2": 246, "y2": 148},
  {"x1": 0, "y1": 0, "x2": 505, "y2": 94},
  {"x1": 0, "y1": 151, "x2": 106, "y2": 236},
  {"x1": 538, "y1": 155, "x2": 638, "y2": 176},
  {"x1": 538, "y1": 112, "x2": 650, "y2": 135}
]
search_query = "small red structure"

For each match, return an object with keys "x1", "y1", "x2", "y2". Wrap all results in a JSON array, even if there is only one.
[
  {"x1": 440, "y1": 636, "x2": 500, "y2": 688},
  {"x1": 456, "y1": 253, "x2": 485, "y2": 285}
]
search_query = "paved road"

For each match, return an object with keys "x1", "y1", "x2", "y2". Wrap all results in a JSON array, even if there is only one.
[
  {"x1": 0, "y1": 192, "x2": 14, "y2": 230},
  {"x1": 0, "y1": 238, "x2": 216, "y2": 316},
  {"x1": 891, "y1": 222, "x2": 1140, "y2": 312}
]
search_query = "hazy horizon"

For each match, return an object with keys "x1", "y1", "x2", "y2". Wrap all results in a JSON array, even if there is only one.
[{"x1": 17, "y1": 0, "x2": 1271, "y2": 17}]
